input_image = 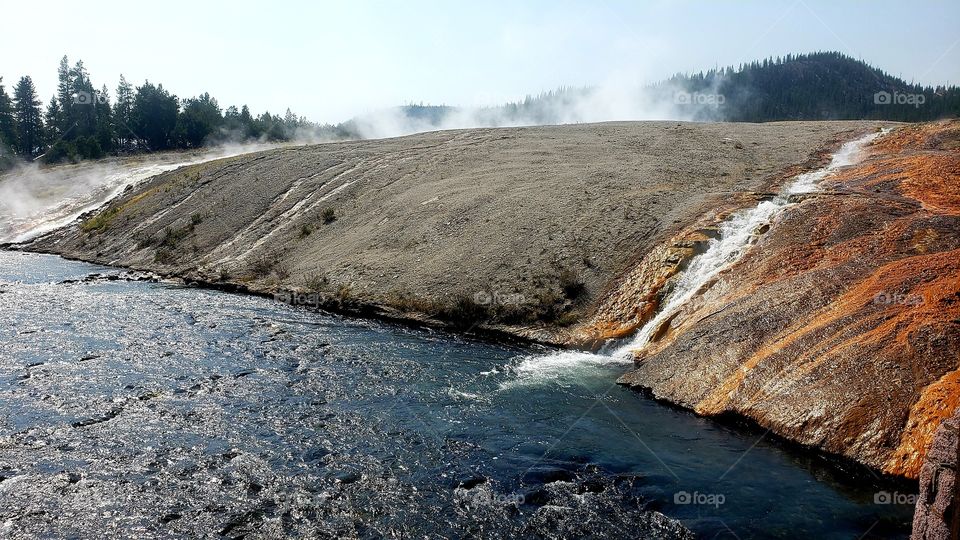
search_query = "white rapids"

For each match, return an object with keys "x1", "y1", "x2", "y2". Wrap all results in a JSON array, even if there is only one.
[{"x1": 505, "y1": 129, "x2": 884, "y2": 386}]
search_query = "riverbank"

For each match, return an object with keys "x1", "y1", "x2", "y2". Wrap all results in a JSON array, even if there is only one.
[
  {"x1": 21, "y1": 120, "x2": 887, "y2": 343},
  {"x1": 613, "y1": 120, "x2": 960, "y2": 480}
]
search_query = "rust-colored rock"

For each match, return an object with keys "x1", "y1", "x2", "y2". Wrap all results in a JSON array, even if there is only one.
[{"x1": 611, "y1": 120, "x2": 960, "y2": 478}]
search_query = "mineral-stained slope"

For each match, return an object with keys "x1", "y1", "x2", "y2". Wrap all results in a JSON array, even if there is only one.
[{"x1": 615, "y1": 121, "x2": 960, "y2": 478}]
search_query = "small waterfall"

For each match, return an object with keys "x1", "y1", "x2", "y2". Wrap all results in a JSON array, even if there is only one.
[
  {"x1": 610, "y1": 130, "x2": 883, "y2": 358},
  {"x1": 505, "y1": 130, "x2": 883, "y2": 385}
]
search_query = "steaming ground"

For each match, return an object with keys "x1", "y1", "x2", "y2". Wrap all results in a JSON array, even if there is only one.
[
  {"x1": 345, "y1": 80, "x2": 724, "y2": 139},
  {"x1": 23, "y1": 120, "x2": 888, "y2": 342},
  {"x1": 0, "y1": 142, "x2": 283, "y2": 244}
]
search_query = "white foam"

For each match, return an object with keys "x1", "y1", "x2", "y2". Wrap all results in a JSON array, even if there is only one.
[{"x1": 499, "y1": 350, "x2": 633, "y2": 388}]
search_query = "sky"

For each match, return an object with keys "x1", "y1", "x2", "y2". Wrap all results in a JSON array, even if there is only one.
[{"x1": 1, "y1": 0, "x2": 958, "y2": 124}]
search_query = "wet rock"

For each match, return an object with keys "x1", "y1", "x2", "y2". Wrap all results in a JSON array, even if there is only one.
[
  {"x1": 524, "y1": 466, "x2": 577, "y2": 485},
  {"x1": 522, "y1": 486, "x2": 552, "y2": 506},
  {"x1": 333, "y1": 471, "x2": 361, "y2": 484},
  {"x1": 912, "y1": 411, "x2": 959, "y2": 539},
  {"x1": 457, "y1": 475, "x2": 487, "y2": 490},
  {"x1": 159, "y1": 512, "x2": 181, "y2": 524}
]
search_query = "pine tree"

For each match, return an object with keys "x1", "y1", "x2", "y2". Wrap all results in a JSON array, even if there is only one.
[
  {"x1": 12, "y1": 76, "x2": 44, "y2": 158},
  {"x1": 69, "y1": 60, "x2": 97, "y2": 140},
  {"x1": 114, "y1": 74, "x2": 134, "y2": 148},
  {"x1": 55, "y1": 55, "x2": 73, "y2": 136},
  {"x1": 0, "y1": 77, "x2": 17, "y2": 168},
  {"x1": 0, "y1": 78, "x2": 17, "y2": 151},
  {"x1": 95, "y1": 84, "x2": 114, "y2": 153},
  {"x1": 130, "y1": 81, "x2": 179, "y2": 150},
  {"x1": 239, "y1": 105, "x2": 253, "y2": 138},
  {"x1": 44, "y1": 96, "x2": 62, "y2": 146}
]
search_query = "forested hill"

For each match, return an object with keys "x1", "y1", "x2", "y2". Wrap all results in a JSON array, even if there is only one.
[{"x1": 668, "y1": 51, "x2": 959, "y2": 122}]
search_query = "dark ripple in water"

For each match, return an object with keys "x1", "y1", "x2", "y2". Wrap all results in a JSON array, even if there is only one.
[{"x1": 0, "y1": 252, "x2": 913, "y2": 538}]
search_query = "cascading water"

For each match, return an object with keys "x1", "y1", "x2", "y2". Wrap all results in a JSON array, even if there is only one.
[
  {"x1": 507, "y1": 130, "x2": 884, "y2": 383},
  {"x1": 611, "y1": 129, "x2": 884, "y2": 357}
]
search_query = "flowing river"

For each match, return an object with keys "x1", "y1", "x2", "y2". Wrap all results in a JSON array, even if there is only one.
[{"x1": 0, "y1": 251, "x2": 914, "y2": 538}]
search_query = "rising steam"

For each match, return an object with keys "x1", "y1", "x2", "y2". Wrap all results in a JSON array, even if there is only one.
[
  {"x1": 344, "y1": 79, "x2": 726, "y2": 139},
  {"x1": 0, "y1": 79, "x2": 727, "y2": 243},
  {"x1": 0, "y1": 142, "x2": 282, "y2": 244}
]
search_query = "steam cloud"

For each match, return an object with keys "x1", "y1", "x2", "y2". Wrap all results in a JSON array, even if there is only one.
[
  {"x1": 0, "y1": 142, "x2": 282, "y2": 244},
  {"x1": 0, "y1": 79, "x2": 728, "y2": 243},
  {"x1": 345, "y1": 80, "x2": 727, "y2": 139}
]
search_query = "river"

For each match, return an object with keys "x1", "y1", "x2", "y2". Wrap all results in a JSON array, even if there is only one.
[{"x1": 0, "y1": 250, "x2": 914, "y2": 538}]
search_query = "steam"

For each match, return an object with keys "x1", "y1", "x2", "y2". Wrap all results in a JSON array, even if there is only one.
[
  {"x1": 345, "y1": 79, "x2": 726, "y2": 140},
  {"x1": 0, "y1": 142, "x2": 282, "y2": 244},
  {"x1": 0, "y1": 78, "x2": 729, "y2": 243}
]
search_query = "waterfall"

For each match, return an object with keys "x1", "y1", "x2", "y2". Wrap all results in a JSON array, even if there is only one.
[
  {"x1": 506, "y1": 129, "x2": 883, "y2": 385},
  {"x1": 610, "y1": 130, "x2": 883, "y2": 358}
]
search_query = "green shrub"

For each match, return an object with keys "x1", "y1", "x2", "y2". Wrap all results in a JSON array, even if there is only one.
[
  {"x1": 154, "y1": 248, "x2": 174, "y2": 264},
  {"x1": 437, "y1": 294, "x2": 491, "y2": 328},
  {"x1": 160, "y1": 226, "x2": 190, "y2": 247},
  {"x1": 248, "y1": 257, "x2": 275, "y2": 278},
  {"x1": 81, "y1": 207, "x2": 120, "y2": 233},
  {"x1": 322, "y1": 207, "x2": 337, "y2": 224},
  {"x1": 559, "y1": 269, "x2": 587, "y2": 301}
]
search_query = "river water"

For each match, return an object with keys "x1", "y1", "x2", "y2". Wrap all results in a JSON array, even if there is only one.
[{"x1": 0, "y1": 250, "x2": 914, "y2": 538}]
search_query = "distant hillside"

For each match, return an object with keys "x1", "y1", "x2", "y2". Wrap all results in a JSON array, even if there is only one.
[{"x1": 670, "y1": 51, "x2": 960, "y2": 122}]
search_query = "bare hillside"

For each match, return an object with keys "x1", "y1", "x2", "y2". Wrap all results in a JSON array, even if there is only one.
[{"x1": 27, "y1": 121, "x2": 886, "y2": 340}]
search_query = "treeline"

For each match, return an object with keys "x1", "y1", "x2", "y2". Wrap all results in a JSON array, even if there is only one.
[
  {"x1": 0, "y1": 56, "x2": 348, "y2": 170},
  {"x1": 663, "y1": 51, "x2": 960, "y2": 122},
  {"x1": 381, "y1": 52, "x2": 960, "y2": 129},
  {"x1": 3, "y1": 51, "x2": 958, "y2": 171}
]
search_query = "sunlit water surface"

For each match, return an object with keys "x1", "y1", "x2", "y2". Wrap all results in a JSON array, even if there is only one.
[{"x1": 0, "y1": 251, "x2": 913, "y2": 538}]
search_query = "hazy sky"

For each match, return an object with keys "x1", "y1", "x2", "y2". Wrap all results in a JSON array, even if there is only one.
[{"x1": 1, "y1": 0, "x2": 958, "y2": 123}]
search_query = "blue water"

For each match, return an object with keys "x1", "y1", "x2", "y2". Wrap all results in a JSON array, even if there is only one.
[{"x1": 0, "y1": 251, "x2": 914, "y2": 538}]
